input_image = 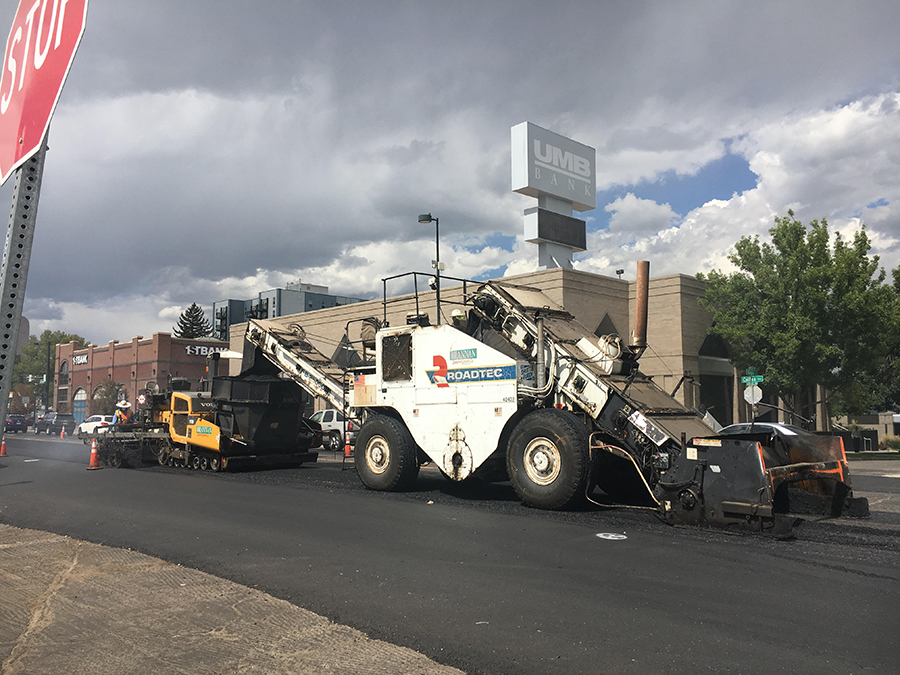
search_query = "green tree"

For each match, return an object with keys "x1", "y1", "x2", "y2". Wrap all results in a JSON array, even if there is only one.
[
  {"x1": 13, "y1": 329, "x2": 88, "y2": 409},
  {"x1": 697, "y1": 212, "x2": 900, "y2": 421},
  {"x1": 92, "y1": 377, "x2": 121, "y2": 416},
  {"x1": 173, "y1": 303, "x2": 212, "y2": 338}
]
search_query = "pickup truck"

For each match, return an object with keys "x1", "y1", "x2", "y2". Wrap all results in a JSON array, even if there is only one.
[{"x1": 309, "y1": 408, "x2": 358, "y2": 451}]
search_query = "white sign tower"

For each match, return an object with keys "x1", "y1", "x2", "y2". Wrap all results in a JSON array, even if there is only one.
[{"x1": 511, "y1": 122, "x2": 596, "y2": 268}]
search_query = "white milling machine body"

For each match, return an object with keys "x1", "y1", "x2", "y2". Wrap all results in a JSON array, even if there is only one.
[{"x1": 349, "y1": 279, "x2": 715, "y2": 509}]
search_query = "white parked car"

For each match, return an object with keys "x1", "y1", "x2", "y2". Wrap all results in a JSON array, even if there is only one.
[{"x1": 76, "y1": 415, "x2": 115, "y2": 442}]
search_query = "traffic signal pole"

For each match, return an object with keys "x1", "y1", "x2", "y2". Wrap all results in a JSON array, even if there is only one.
[{"x1": 0, "y1": 139, "x2": 48, "y2": 432}]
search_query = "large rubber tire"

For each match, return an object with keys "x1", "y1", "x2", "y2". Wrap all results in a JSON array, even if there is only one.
[
  {"x1": 507, "y1": 409, "x2": 591, "y2": 510},
  {"x1": 355, "y1": 416, "x2": 419, "y2": 491}
]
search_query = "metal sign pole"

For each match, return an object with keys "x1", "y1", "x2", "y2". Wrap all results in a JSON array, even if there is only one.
[{"x1": 0, "y1": 138, "x2": 48, "y2": 433}]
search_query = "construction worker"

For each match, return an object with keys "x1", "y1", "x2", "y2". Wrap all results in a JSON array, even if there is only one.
[
  {"x1": 450, "y1": 308, "x2": 468, "y2": 332},
  {"x1": 113, "y1": 400, "x2": 132, "y2": 426}
]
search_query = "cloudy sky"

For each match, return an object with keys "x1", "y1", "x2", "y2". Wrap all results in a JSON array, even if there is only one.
[{"x1": 3, "y1": 0, "x2": 900, "y2": 344}]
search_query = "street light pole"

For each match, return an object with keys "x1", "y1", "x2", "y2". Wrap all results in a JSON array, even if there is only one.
[{"x1": 418, "y1": 213, "x2": 442, "y2": 325}]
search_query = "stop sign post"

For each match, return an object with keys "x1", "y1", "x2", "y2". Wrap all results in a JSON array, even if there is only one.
[{"x1": 0, "y1": 0, "x2": 88, "y2": 434}]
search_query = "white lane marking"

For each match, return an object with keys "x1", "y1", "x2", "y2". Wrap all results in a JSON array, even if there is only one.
[
  {"x1": 24, "y1": 459, "x2": 39, "y2": 462},
  {"x1": 883, "y1": 473, "x2": 900, "y2": 478},
  {"x1": 596, "y1": 533, "x2": 627, "y2": 540}
]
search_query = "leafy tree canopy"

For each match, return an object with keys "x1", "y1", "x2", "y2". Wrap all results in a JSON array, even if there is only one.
[
  {"x1": 173, "y1": 303, "x2": 213, "y2": 338},
  {"x1": 92, "y1": 377, "x2": 122, "y2": 416},
  {"x1": 12, "y1": 329, "x2": 88, "y2": 410},
  {"x1": 697, "y1": 212, "x2": 900, "y2": 418},
  {"x1": 13, "y1": 329, "x2": 88, "y2": 383}
]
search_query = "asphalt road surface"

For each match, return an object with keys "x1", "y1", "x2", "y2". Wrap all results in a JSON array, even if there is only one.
[{"x1": 1, "y1": 435, "x2": 898, "y2": 675}]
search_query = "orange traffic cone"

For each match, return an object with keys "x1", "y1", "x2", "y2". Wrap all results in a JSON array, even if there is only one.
[
  {"x1": 60, "y1": 427, "x2": 65, "y2": 439},
  {"x1": 87, "y1": 438, "x2": 101, "y2": 470},
  {"x1": 344, "y1": 432, "x2": 352, "y2": 457},
  {"x1": 0, "y1": 438, "x2": 6, "y2": 457}
]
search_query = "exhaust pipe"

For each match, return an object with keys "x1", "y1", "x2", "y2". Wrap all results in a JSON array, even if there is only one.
[
  {"x1": 631, "y1": 260, "x2": 649, "y2": 351},
  {"x1": 536, "y1": 316, "x2": 546, "y2": 390}
]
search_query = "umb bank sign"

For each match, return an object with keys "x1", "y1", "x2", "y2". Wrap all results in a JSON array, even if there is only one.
[
  {"x1": 512, "y1": 122, "x2": 595, "y2": 268},
  {"x1": 511, "y1": 121, "x2": 596, "y2": 212}
]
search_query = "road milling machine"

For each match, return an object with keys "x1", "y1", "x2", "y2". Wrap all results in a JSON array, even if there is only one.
[
  {"x1": 93, "y1": 346, "x2": 321, "y2": 471},
  {"x1": 246, "y1": 267, "x2": 867, "y2": 536}
]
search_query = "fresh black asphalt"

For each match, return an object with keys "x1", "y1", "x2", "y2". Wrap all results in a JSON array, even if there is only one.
[{"x1": 1, "y1": 436, "x2": 897, "y2": 675}]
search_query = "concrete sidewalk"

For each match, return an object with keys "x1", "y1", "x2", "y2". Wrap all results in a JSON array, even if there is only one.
[{"x1": 0, "y1": 524, "x2": 463, "y2": 675}]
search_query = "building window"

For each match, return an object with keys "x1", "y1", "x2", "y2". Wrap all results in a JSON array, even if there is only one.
[{"x1": 73, "y1": 389, "x2": 87, "y2": 424}]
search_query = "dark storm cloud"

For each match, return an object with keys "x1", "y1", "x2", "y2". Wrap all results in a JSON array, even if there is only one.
[{"x1": 1, "y1": 1, "x2": 898, "y2": 342}]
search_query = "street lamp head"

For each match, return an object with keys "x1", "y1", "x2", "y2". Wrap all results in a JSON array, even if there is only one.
[{"x1": 418, "y1": 213, "x2": 435, "y2": 224}]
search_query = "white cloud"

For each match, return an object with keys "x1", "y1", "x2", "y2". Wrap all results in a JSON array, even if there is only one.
[
  {"x1": 570, "y1": 93, "x2": 900, "y2": 280},
  {"x1": 605, "y1": 194, "x2": 679, "y2": 237}
]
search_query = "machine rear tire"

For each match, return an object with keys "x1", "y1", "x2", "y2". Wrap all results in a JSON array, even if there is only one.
[
  {"x1": 355, "y1": 415, "x2": 419, "y2": 491},
  {"x1": 507, "y1": 408, "x2": 591, "y2": 510}
]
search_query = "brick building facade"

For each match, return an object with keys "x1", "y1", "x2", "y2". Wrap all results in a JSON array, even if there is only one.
[{"x1": 55, "y1": 333, "x2": 229, "y2": 423}]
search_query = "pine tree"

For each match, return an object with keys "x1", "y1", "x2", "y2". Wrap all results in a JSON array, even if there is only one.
[{"x1": 173, "y1": 303, "x2": 213, "y2": 338}]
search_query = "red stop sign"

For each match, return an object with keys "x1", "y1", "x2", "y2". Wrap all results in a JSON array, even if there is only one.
[{"x1": 0, "y1": 0, "x2": 87, "y2": 185}]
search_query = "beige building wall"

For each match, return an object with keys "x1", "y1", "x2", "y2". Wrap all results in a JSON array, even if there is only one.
[{"x1": 227, "y1": 268, "x2": 741, "y2": 424}]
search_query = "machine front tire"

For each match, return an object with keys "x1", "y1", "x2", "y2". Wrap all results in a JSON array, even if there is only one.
[
  {"x1": 507, "y1": 409, "x2": 591, "y2": 510},
  {"x1": 355, "y1": 415, "x2": 419, "y2": 491}
]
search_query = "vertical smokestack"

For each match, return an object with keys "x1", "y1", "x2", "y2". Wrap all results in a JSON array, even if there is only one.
[{"x1": 631, "y1": 260, "x2": 650, "y2": 350}]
